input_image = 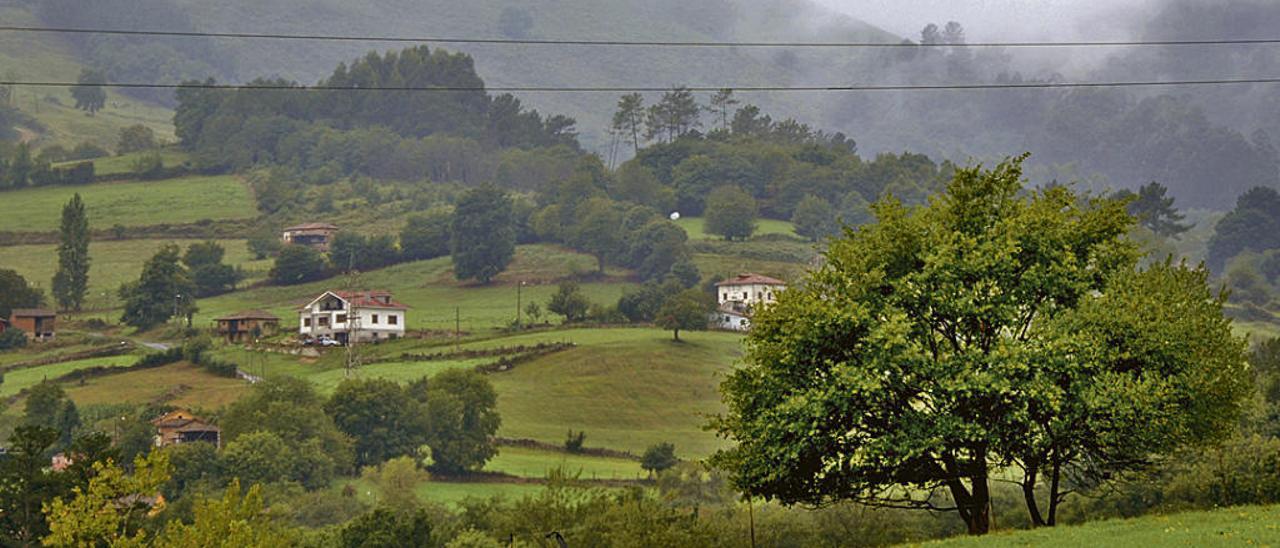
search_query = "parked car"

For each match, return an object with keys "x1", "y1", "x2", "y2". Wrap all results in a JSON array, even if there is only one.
[{"x1": 316, "y1": 335, "x2": 342, "y2": 347}]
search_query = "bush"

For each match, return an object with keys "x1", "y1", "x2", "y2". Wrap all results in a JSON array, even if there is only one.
[
  {"x1": 641, "y1": 443, "x2": 678, "y2": 476},
  {"x1": 0, "y1": 328, "x2": 27, "y2": 350},
  {"x1": 564, "y1": 430, "x2": 586, "y2": 453}
]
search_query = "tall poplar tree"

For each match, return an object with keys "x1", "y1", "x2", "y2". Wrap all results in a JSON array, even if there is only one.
[{"x1": 52, "y1": 194, "x2": 90, "y2": 311}]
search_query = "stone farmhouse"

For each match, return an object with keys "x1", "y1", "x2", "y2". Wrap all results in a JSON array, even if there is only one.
[{"x1": 713, "y1": 273, "x2": 787, "y2": 331}]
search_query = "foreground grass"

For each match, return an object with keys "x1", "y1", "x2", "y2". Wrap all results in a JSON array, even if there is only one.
[
  {"x1": 0, "y1": 176, "x2": 255, "y2": 232},
  {"x1": 490, "y1": 329, "x2": 743, "y2": 458},
  {"x1": 0, "y1": 239, "x2": 269, "y2": 309},
  {"x1": 924, "y1": 504, "x2": 1280, "y2": 547},
  {"x1": 196, "y1": 245, "x2": 635, "y2": 332}
]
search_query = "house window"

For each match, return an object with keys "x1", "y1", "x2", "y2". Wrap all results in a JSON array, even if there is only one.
[
  {"x1": 722, "y1": 293, "x2": 727, "y2": 301},
  {"x1": 371, "y1": 314, "x2": 379, "y2": 324},
  {"x1": 303, "y1": 318, "x2": 311, "y2": 327},
  {"x1": 336, "y1": 314, "x2": 347, "y2": 324},
  {"x1": 388, "y1": 315, "x2": 398, "y2": 325},
  {"x1": 318, "y1": 316, "x2": 329, "y2": 327}
]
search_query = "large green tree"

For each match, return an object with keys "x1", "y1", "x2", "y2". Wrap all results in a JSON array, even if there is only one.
[
  {"x1": 52, "y1": 193, "x2": 90, "y2": 311},
  {"x1": 417, "y1": 370, "x2": 500, "y2": 475},
  {"x1": 655, "y1": 289, "x2": 711, "y2": 341},
  {"x1": 711, "y1": 156, "x2": 1252, "y2": 535},
  {"x1": 325, "y1": 378, "x2": 431, "y2": 468},
  {"x1": 399, "y1": 210, "x2": 452, "y2": 261},
  {"x1": 1207, "y1": 186, "x2": 1280, "y2": 272},
  {"x1": 0, "y1": 269, "x2": 44, "y2": 320},
  {"x1": 451, "y1": 185, "x2": 515, "y2": 284},
  {"x1": 119, "y1": 244, "x2": 197, "y2": 329},
  {"x1": 1118, "y1": 181, "x2": 1192, "y2": 238},
  {"x1": 270, "y1": 245, "x2": 327, "y2": 286},
  {"x1": 70, "y1": 69, "x2": 107, "y2": 115},
  {"x1": 220, "y1": 377, "x2": 354, "y2": 481},
  {"x1": 703, "y1": 185, "x2": 757, "y2": 241},
  {"x1": 791, "y1": 194, "x2": 840, "y2": 242}
]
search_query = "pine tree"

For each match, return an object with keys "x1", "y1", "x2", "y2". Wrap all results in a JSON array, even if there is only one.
[{"x1": 52, "y1": 194, "x2": 90, "y2": 311}]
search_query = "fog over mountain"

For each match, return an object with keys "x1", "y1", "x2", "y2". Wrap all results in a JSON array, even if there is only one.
[{"x1": 15, "y1": 0, "x2": 1280, "y2": 207}]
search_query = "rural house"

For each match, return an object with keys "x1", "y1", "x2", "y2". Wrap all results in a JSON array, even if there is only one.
[
  {"x1": 8, "y1": 309, "x2": 56, "y2": 341},
  {"x1": 282, "y1": 222, "x2": 339, "y2": 251},
  {"x1": 298, "y1": 290, "x2": 408, "y2": 343},
  {"x1": 213, "y1": 310, "x2": 281, "y2": 343},
  {"x1": 713, "y1": 273, "x2": 787, "y2": 331},
  {"x1": 152, "y1": 410, "x2": 221, "y2": 448}
]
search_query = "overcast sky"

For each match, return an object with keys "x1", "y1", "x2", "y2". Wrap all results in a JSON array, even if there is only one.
[{"x1": 811, "y1": 0, "x2": 1158, "y2": 41}]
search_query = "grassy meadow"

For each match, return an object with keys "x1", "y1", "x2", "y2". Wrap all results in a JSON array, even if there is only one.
[
  {"x1": 675, "y1": 216, "x2": 797, "y2": 240},
  {"x1": 62, "y1": 361, "x2": 251, "y2": 410},
  {"x1": 924, "y1": 504, "x2": 1280, "y2": 547},
  {"x1": 0, "y1": 239, "x2": 269, "y2": 309},
  {"x1": 0, "y1": 176, "x2": 255, "y2": 232},
  {"x1": 485, "y1": 446, "x2": 645, "y2": 480},
  {"x1": 195, "y1": 245, "x2": 635, "y2": 332},
  {"x1": 0, "y1": 355, "x2": 137, "y2": 398}
]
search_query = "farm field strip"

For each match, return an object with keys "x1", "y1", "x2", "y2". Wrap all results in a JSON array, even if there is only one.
[{"x1": 0, "y1": 176, "x2": 255, "y2": 232}]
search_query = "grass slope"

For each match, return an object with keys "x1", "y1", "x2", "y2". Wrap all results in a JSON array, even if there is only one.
[
  {"x1": 0, "y1": 355, "x2": 137, "y2": 398},
  {"x1": 0, "y1": 176, "x2": 255, "y2": 232},
  {"x1": 924, "y1": 505, "x2": 1280, "y2": 547},
  {"x1": 196, "y1": 245, "x2": 634, "y2": 332},
  {"x1": 489, "y1": 328, "x2": 743, "y2": 458},
  {"x1": 0, "y1": 6, "x2": 175, "y2": 148},
  {"x1": 0, "y1": 239, "x2": 269, "y2": 309},
  {"x1": 63, "y1": 361, "x2": 250, "y2": 410}
]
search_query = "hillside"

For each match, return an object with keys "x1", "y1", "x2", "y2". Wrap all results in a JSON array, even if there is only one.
[
  {"x1": 0, "y1": 6, "x2": 174, "y2": 148},
  {"x1": 923, "y1": 504, "x2": 1280, "y2": 547}
]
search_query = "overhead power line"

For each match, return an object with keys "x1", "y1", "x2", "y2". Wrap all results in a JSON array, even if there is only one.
[
  {"x1": 4, "y1": 25, "x2": 1280, "y2": 48},
  {"x1": 5, "y1": 78, "x2": 1280, "y2": 93}
]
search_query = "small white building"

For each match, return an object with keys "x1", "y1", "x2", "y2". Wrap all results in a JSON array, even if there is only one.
[
  {"x1": 298, "y1": 290, "x2": 408, "y2": 343},
  {"x1": 713, "y1": 273, "x2": 787, "y2": 331}
]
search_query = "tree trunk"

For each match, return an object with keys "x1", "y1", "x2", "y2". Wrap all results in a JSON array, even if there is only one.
[
  {"x1": 1046, "y1": 456, "x2": 1063, "y2": 526},
  {"x1": 673, "y1": 328, "x2": 680, "y2": 341},
  {"x1": 1022, "y1": 464, "x2": 1047, "y2": 527}
]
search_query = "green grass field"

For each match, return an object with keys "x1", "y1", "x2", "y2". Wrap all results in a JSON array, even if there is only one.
[
  {"x1": 195, "y1": 245, "x2": 635, "y2": 333},
  {"x1": 62, "y1": 361, "x2": 251, "y2": 410},
  {"x1": 675, "y1": 216, "x2": 797, "y2": 240},
  {"x1": 489, "y1": 328, "x2": 744, "y2": 458},
  {"x1": 55, "y1": 149, "x2": 191, "y2": 177},
  {"x1": 0, "y1": 6, "x2": 175, "y2": 149},
  {"x1": 0, "y1": 355, "x2": 137, "y2": 398},
  {"x1": 0, "y1": 239, "x2": 269, "y2": 309},
  {"x1": 0, "y1": 176, "x2": 255, "y2": 232},
  {"x1": 485, "y1": 446, "x2": 645, "y2": 481},
  {"x1": 925, "y1": 504, "x2": 1280, "y2": 547}
]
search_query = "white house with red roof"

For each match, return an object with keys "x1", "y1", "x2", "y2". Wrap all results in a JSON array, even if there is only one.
[
  {"x1": 713, "y1": 273, "x2": 787, "y2": 331},
  {"x1": 298, "y1": 290, "x2": 408, "y2": 343}
]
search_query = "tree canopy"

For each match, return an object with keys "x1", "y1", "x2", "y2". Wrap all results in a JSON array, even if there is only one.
[
  {"x1": 711, "y1": 156, "x2": 1252, "y2": 535},
  {"x1": 451, "y1": 185, "x2": 515, "y2": 284}
]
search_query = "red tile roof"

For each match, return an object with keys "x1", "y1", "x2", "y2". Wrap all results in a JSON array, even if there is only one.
[
  {"x1": 333, "y1": 290, "x2": 410, "y2": 310},
  {"x1": 715, "y1": 273, "x2": 786, "y2": 287}
]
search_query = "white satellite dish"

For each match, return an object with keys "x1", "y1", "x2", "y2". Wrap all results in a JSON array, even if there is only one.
[{"x1": 669, "y1": 212, "x2": 681, "y2": 221}]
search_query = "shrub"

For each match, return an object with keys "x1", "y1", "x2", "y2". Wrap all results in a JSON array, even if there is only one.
[
  {"x1": 564, "y1": 430, "x2": 586, "y2": 453},
  {"x1": 0, "y1": 328, "x2": 26, "y2": 350}
]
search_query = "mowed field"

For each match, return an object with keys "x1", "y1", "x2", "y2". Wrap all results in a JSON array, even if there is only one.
[
  {"x1": 62, "y1": 361, "x2": 251, "y2": 410},
  {"x1": 196, "y1": 245, "x2": 635, "y2": 332},
  {"x1": 924, "y1": 504, "x2": 1280, "y2": 547},
  {"x1": 0, "y1": 176, "x2": 255, "y2": 232},
  {"x1": 0, "y1": 355, "x2": 138, "y2": 398},
  {"x1": 488, "y1": 329, "x2": 743, "y2": 458},
  {"x1": 0, "y1": 239, "x2": 270, "y2": 309},
  {"x1": 675, "y1": 216, "x2": 797, "y2": 240}
]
